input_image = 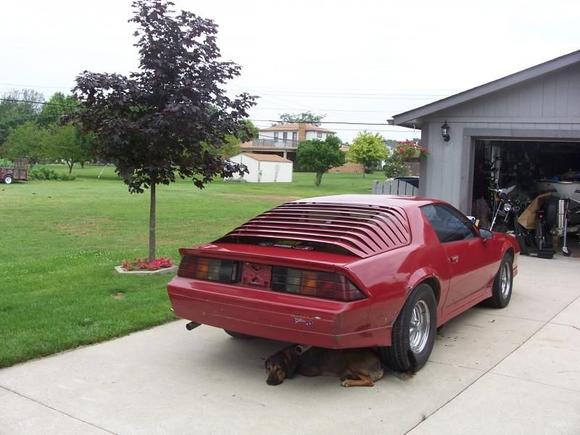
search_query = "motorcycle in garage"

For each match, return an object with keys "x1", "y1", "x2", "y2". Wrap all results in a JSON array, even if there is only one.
[{"x1": 489, "y1": 186, "x2": 555, "y2": 259}]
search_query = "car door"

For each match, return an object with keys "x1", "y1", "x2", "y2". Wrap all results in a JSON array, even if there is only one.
[{"x1": 421, "y1": 204, "x2": 491, "y2": 308}]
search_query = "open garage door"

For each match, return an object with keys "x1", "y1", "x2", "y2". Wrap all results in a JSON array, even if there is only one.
[{"x1": 471, "y1": 139, "x2": 580, "y2": 256}]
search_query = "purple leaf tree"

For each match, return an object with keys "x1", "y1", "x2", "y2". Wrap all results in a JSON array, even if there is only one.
[{"x1": 73, "y1": 0, "x2": 255, "y2": 260}]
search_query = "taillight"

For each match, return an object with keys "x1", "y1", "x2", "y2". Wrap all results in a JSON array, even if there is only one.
[
  {"x1": 178, "y1": 256, "x2": 239, "y2": 283},
  {"x1": 271, "y1": 267, "x2": 366, "y2": 301}
]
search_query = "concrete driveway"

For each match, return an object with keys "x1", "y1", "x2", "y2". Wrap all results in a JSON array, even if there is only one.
[{"x1": 1, "y1": 255, "x2": 580, "y2": 435}]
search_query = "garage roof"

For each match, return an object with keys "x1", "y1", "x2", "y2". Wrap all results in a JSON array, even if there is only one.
[
  {"x1": 240, "y1": 153, "x2": 292, "y2": 163},
  {"x1": 392, "y1": 49, "x2": 580, "y2": 128}
]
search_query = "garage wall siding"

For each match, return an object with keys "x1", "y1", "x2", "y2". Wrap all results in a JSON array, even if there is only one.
[
  {"x1": 439, "y1": 63, "x2": 580, "y2": 121},
  {"x1": 419, "y1": 64, "x2": 580, "y2": 213}
]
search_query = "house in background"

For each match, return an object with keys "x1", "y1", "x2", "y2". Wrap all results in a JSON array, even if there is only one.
[
  {"x1": 228, "y1": 152, "x2": 293, "y2": 183},
  {"x1": 240, "y1": 123, "x2": 335, "y2": 161}
]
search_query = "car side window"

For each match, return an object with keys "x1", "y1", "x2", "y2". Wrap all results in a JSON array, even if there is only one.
[{"x1": 421, "y1": 204, "x2": 476, "y2": 243}]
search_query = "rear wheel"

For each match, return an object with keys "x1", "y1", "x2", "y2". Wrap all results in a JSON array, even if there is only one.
[
  {"x1": 224, "y1": 329, "x2": 255, "y2": 339},
  {"x1": 3, "y1": 175, "x2": 13, "y2": 184},
  {"x1": 378, "y1": 283, "x2": 437, "y2": 372}
]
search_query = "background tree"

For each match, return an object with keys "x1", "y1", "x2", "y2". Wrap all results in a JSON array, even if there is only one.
[
  {"x1": 279, "y1": 111, "x2": 325, "y2": 126},
  {"x1": 0, "y1": 89, "x2": 44, "y2": 146},
  {"x1": 1, "y1": 121, "x2": 48, "y2": 162},
  {"x1": 297, "y1": 135, "x2": 345, "y2": 186},
  {"x1": 73, "y1": 0, "x2": 255, "y2": 261},
  {"x1": 217, "y1": 135, "x2": 243, "y2": 159},
  {"x1": 43, "y1": 124, "x2": 94, "y2": 173},
  {"x1": 38, "y1": 92, "x2": 78, "y2": 126},
  {"x1": 347, "y1": 132, "x2": 387, "y2": 176},
  {"x1": 40, "y1": 92, "x2": 97, "y2": 170},
  {"x1": 237, "y1": 120, "x2": 258, "y2": 142},
  {"x1": 218, "y1": 120, "x2": 259, "y2": 158}
]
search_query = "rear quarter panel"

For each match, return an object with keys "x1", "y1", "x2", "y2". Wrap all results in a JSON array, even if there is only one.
[{"x1": 345, "y1": 206, "x2": 452, "y2": 330}]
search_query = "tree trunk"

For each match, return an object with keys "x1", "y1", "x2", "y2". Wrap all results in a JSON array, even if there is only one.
[
  {"x1": 80, "y1": 161, "x2": 85, "y2": 169},
  {"x1": 148, "y1": 183, "x2": 156, "y2": 261},
  {"x1": 67, "y1": 160, "x2": 74, "y2": 174},
  {"x1": 315, "y1": 172, "x2": 323, "y2": 186}
]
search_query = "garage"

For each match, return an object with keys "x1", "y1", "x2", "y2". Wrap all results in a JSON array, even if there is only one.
[
  {"x1": 228, "y1": 152, "x2": 293, "y2": 183},
  {"x1": 392, "y1": 49, "x2": 580, "y2": 257}
]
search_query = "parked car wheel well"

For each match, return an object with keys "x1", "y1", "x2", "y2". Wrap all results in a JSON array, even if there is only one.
[
  {"x1": 418, "y1": 277, "x2": 440, "y2": 304},
  {"x1": 505, "y1": 247, "x2": 514, "y2": 260}
]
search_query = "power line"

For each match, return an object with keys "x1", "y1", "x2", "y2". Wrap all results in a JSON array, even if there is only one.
[
  {"x1": 254, "y1": 107, "x2": 393, "y2": 114},
  {"x1": 249, "y1": 92, "x2": 443, "y2": 101},
  {"x1": 0, "y1": 82, "x2": 72, "y2": 90},
  {"x1": 230, "y1": 87, "x2": 450, "y2": 98},
  {"x1": 258, "y1": 128, "x2": 414, "y2": 136},
  {"x1": 0, "y1": 82, "x2": 452, "y2": 98},
  {"x1": 0, "y1": 98, "x2": 71, "y2": 107},
  {"x1": 0, "y1": 98, "x2": 417, "y2": 130},
  {"x1": 249, "y1": 118, "x2": 393, "y2": 126}
]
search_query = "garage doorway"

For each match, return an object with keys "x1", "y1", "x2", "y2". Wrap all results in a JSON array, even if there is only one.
[{"x1": 470, "y1": 139, "x2": 580, "y2": 255}]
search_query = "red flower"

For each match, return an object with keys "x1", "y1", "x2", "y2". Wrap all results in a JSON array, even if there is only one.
[{"x1": 121, "y1": 257, "x2": 173, "y2": 271}]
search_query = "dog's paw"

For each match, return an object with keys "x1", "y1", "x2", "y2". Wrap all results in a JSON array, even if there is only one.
[
  {"x1": 341, "y1": 377, "x2": 374, "y2": 387},
  {"x1": 341, "y1": 379, "x2": 353, "y2": 387},
  {"x1": 393, "y1": 371, "x2": 416, "y2": 381}
]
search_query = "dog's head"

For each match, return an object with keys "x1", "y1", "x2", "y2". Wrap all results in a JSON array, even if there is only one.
[{"x1": 265, "y1": 346, "x2": 299, "y2": 385}]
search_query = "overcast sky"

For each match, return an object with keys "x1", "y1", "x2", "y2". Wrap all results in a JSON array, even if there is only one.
[{"x1": 1, "y1": 0, "x2": 579, "y2": 141}]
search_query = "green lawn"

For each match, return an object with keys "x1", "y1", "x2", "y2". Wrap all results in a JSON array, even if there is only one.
[{"x1": 0, "y1": 166, "x2": 384, "y2": 367}]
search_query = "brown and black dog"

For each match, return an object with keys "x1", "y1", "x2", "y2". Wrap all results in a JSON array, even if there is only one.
[{"x1": 265, "y1": 345, "x2": 384, "y2": 387}]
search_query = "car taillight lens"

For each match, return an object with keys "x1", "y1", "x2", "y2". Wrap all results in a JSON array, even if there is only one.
[
  {"x1": 178, "y1": 256, "x2": 239, "y2": 283},
  {"x1": 271, "y1": 267, "x2": 365, "y2": 301}
]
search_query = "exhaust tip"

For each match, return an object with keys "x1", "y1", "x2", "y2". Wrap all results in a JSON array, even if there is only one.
[
  {"x1": 294, "y1": 344, "x2": 312, "y2": 355},
  {"x1": 185, "y1": 321, "x2": 201, "y2": 331}
]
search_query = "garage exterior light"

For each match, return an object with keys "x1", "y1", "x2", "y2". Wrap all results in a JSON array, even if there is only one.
[{"x1": 441, "y1": 121, "x2": 450, "y2": 142}]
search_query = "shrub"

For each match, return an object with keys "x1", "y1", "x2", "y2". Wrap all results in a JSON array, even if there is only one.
[
  {"x1": 0, "y1": 158, "x2": 14, "y2": 167},
  {"x1": 29, "y1": 166, "x2": 76, "y2": 181},
  {"x1": 383, "y1": 152, "x2": 410, "y2": 178}
]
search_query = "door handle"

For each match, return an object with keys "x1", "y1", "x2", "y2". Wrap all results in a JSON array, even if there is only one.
[{"x1": 448, "y1": 255, "x2": 460, "y2": 264}]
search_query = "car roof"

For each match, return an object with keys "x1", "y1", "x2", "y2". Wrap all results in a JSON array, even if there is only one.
[{"x1": 291, "y1": 194, "x2": 442, "y2": 210}]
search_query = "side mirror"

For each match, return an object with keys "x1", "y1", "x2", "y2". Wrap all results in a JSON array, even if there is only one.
[{"x1": 479, "y1": 228, "x2": 493, "y2": 241}]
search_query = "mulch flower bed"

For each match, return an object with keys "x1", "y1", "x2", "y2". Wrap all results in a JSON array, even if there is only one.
[
  {"x1": 121, "y1": 257, "x2": 173, "y2": 271},
  {"x1": 116, "y1": 257, "x2": 176, "y2": 275}
]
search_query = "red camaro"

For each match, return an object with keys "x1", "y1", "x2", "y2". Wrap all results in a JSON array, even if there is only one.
[{"x1": 168, "y1": 195, "x2": 519, "y2": 372}]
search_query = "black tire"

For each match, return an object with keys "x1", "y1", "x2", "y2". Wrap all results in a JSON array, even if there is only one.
[
  {"x1": 378, "y1": 283, "x2": 437, "y2": 372},
  {"x1": 485, "y1": 254, "x2": 513, "y2": 308},
  {"x1": 3, "y1": 175, "x2": 13, "y2": 185},
  {"x1": 514, "y1": 223, "x2": 530, "y2": 255},
  {"x1": 536, "y1": 221, "x2": 545, "y2": 251},
  {"x1": 224, "y1": 329, "x2": 255, "y2": 339}
]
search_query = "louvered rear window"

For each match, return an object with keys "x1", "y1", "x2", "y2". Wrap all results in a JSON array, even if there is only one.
[{"x1": 217, "y1": 201, "x2": 411, "y2": 258}]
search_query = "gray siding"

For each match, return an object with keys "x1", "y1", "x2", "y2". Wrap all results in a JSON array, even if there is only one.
[{"x1": 440, "y1": 63, "x2": 580, "y2": 121}]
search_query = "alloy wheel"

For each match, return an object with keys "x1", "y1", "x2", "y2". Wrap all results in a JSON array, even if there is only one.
[
  {"x1": 409, "y1": 300, "x2": 431, "y2": 353},
  {"x1": 500, "y1": 262, "x2": 512, "y2": 299}
]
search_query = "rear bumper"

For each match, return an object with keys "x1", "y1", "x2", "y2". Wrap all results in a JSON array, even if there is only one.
[{"x1": 167, "y1": 277, "x2": 390, "y2": 349}]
